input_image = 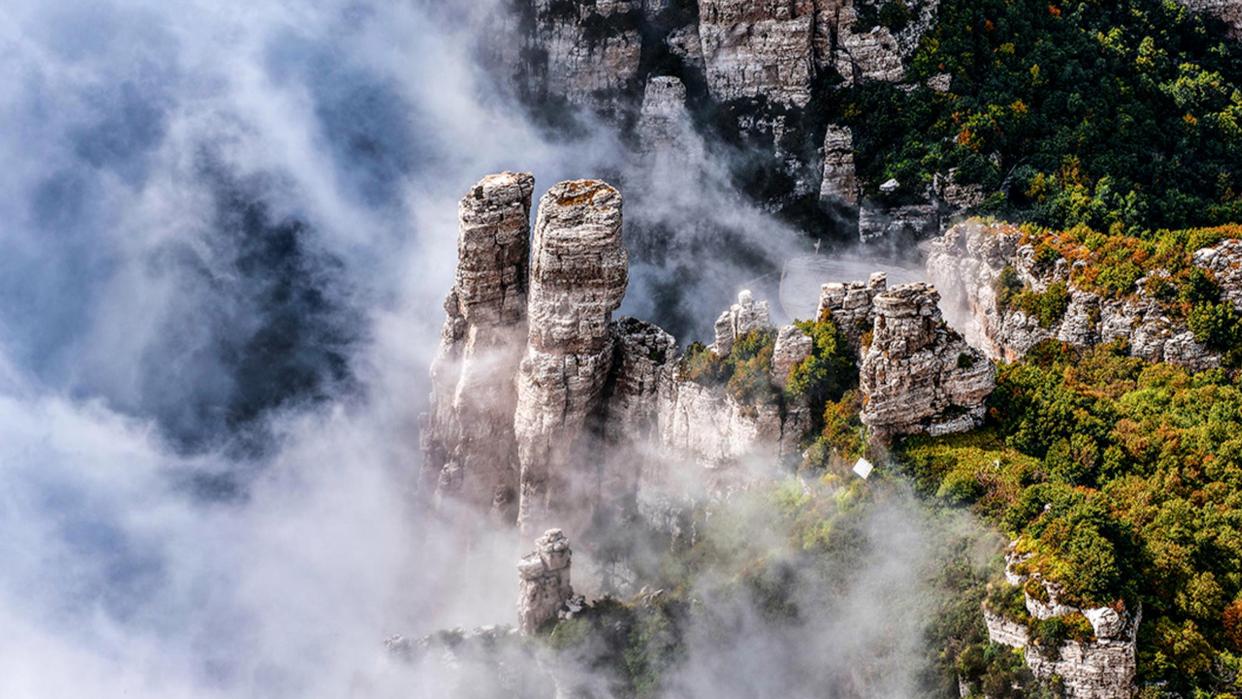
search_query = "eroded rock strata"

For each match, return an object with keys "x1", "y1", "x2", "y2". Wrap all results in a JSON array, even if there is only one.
[
  {"x1": 420, "y1": 172, "x2": 535, "y2": 520},
  {"x1": 927, "y1": 220, "x2": 1242, "y2": 370},
  {"x1": 858, "y1": 282, "x2": 995, "y2": 438},
  {"x1": 423, "y1": 173, "x2": 998, "y2": 539},
  {"x1": 515, "y1": 180, "x2": 629, "y2": 535},
  {"x1": 981, "y1": 544, "x2": 1140, "y2": 699}
]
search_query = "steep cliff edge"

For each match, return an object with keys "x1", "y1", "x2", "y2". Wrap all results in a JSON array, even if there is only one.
[
  {"x1": 859, "y1": 282, "x2": 994, "y2": 438},
  {"x1": 927, "y1": 220, "x2": 1242, "y2": 370}
]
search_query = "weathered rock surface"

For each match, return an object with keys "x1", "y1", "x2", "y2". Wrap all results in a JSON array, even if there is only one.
[
  {"x1": 522, "y1": 0, "x2": 644, "y2": 116},
  {"x1": 421, "y1": 172, "x2": 535, "y2": 519},
  {"x1": 819, "y1": 124, "x2": 859, "y2": 208},
  {"x1": 858, "y1": 199, "x2": 940, "y2": 243},
  {"x1": 637, "y1": 75, "x2": 693, "y2": 154},
  {"x1": 711, "y1": 289, "x2": 773, "y2": 356},
  {"x1": 813, "y1": 0, "x2": 940, "y2": 84},
  {"x1": 1193, "y1": 238, "x2": 1242, "y2": 310},
  {"x1": 859, "y1": 282, "x2": 995, "y2": 438},
  {"x1": 982, "y1": 543, "x2": 1140, "y2": 699},
  {"x1": 422, "y1": 175, "x2": 997, "y2": 551},
  {"x1": 928, "y1": 220, "x2": 1232, "y2": 370},
  {"x1": 515, "y1": 179, "x2": 629, "y2": 535},
  {"x1": 697, "y1": 0, "x2": 817, "y2": 107},
  {"x1": 518, "y1": 529, "x2": 576, "y2": 635},
  {"x1": 1177, "y1": 0, "x2": 1242, "y2": 37},
  {"x1": 817, "y1": 271, "x2": 887, "y2": 351}
]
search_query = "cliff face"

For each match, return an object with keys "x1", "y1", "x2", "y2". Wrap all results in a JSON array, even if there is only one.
[
  {"x1": 515, "y1": 180, "x2": 630, "y2": 535},
  {"x1": 927, "y1": 220, "x2": 1242, "y2": 370},
  {"x1": 487, "y1": 0, "x2": 957, "y2": 242}
]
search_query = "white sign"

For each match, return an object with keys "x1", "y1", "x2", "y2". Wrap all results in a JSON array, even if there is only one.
[{"x1": 852, "y1": 458, "x2": 874, "y2": 480}]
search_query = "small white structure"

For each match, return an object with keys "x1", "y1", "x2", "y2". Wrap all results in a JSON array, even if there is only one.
[{"x1": 852, "y1": 457, "x2": 874, "y2": 480}]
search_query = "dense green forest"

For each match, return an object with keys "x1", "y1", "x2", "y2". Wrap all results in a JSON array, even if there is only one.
[
  {"x1": 899, "y1": 341, "x2": 1242, "y2": 693},
  {"x1": 840, "y1": 0, "x2": 1242, "y2": 233}
]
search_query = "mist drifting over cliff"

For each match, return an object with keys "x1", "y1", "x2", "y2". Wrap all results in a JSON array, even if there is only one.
[{"x1": 0, "y1": 1, "x2": 955, "y2": 697}]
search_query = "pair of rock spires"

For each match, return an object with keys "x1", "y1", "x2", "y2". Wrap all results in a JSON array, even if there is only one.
[{"x1": 420, "y1": 173, "x2": 627, "y2": 536}]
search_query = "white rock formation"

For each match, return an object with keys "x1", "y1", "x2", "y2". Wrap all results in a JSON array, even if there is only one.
[
  {"x1": 637, "y1": 75, "x2": 694, "y2": 154},
  {"x1": 819, "y1": 124, "x2": 859, "y2": 208},
  {"x1": 517, "y1": 529, "x2": 575, "y2": 635},
  {"x1": 817, "y1": 271, "x2": 888, "y2": 351},
  {"x1": 526, "y1": 0, "x2": 644, "y2": 114},
  {"x1": 697, "y1": 0, "x2": 817, "y2": 107},
  {"x1": 982, "y1": 543, "x2": 1140, "y2": 699},
  {"x1": 421, "y1": 172, "x2": 535, "y2": 519},
  {"x1": 515, "y1": 179, "x2": 629, "y2": 536},
  {"x1": 859, "y1": 282, "x2": 995, "y2": 438},
  {"x1": 711, "y1": 289, "x2": 773, "y2": 356}
]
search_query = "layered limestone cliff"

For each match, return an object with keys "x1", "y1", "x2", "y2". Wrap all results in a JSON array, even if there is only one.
[
  {"x1": 421, "y1": 172, "x2": 535, "y2": 520},
  {"x1": 927, "y1": 220, "x2": 1242, "y2": 370},
  {"x1": 697, "y1": 0, "x2": 817, "y2": 107},
  {"x1": 515, "y1": 180, "x2": 629, "y2": 535},
  {"x1": 858, "y1": 282, "x2": 995, "y2": 438},
  {"x1": 519, "y1": 0, "x2": 644, "y2": 117},
  {"x1": 491, "y1": 0, "x2": 955, "y2": 238},
  {"x1": 982, "y1": 545, "x2": 1139, "y2": 699}
]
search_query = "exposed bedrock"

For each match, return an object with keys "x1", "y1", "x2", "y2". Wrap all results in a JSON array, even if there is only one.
[
  {"x1": 420, "y1": 172, "x2": 535, "y2": 520},
  {"x1": 981, "y1": 544, "x2": 1139, "y2": 699},
  {"x1": 515, "y1": 180, "x2": 629, "y2": 536},
  {"x1": 859, "y1": 282, "x2": 995, "y2": 438},
  {"x1": 518, "y1": 528, "x2": 576, "y2": 635},
  {"x1": 927, "y1": 220, "x2": 1242, "y2": 370},
  {"x1": 421, "y1": 175, "x2": 1000, "y2": 548}
]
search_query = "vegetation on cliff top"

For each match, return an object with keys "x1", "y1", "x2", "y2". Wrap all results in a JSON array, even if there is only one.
[{"x1": 899, "y1": 340, "x2": 1242, "y2": 692}]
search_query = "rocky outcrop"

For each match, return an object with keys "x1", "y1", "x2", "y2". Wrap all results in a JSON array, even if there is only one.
[
  {"x1": 927, "y1": 220, "x2": 1232, "y2": 370},
  {"x1": 637, "y1": 76, "x2": 693, "y2": 153},
  {"x1": 858, "y1": 199, "x2": 939, "y2": 243},
  {"x1": 421, "y1": 172, "x2": 535, "y2": 519},
  {"x1": 697, "y1": 0, "x2": 817, "y2": 107},
  {"x1": 817, "y1": 271, "x2": 887, "y2": 351},
  {"x1": 515, "y1": 180, "x2": 629, "y2": 535},
  {"x1": 710, "y1": 289, "x2": 772, "y2": 356},
  {"x1": 819, "y1": 125, "x2": 859, "y2": 208},
  {"x1": 423, "y1": 174, "x2": 996, "y2": 547},
  {"x1": 982, "y1": 544, "x2": 1139, "y2": 699},
  {"x1": 518, "y1": 529, "x2": 576, "y2": 635},
  {"x1": 1177, "y1": 0, "x2": 1242, "y2": 38},
  {"x1": 1193, "y1": 239, "x2": 1242, "y2": 309},
  {"x1": 859, "y1": 282, "x2": 994, "y2": 438},
  {"x1": 813, "y1": 0, "x2": 940, "y2": 85}
]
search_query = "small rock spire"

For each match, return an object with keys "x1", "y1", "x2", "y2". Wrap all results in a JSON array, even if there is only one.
[{"x1": 517, "y1": 528, "x2": 574, "y2": 635}]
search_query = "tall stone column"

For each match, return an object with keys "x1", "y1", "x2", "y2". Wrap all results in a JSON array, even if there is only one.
[
  {"x1": 420, "y1": 172, "x2": 535, "y2": 522},
  {"x1": 514, "y1": 179, "x2": 628, "y2": 536}
]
